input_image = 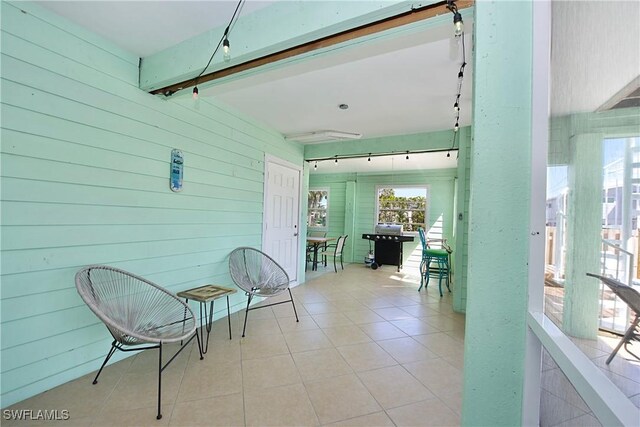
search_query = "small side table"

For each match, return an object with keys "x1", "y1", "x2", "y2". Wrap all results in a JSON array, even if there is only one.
[{"x1": 177, "y1": 285, "x2": 237, "y2": 354}]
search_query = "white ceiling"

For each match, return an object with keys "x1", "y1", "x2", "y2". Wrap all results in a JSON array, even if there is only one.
[
  {"x1": 36, "y1": 1, "x2": 274, "y2": 57},
  {"x1": 212, "y1": 24, "x2": 473, "y2": 140},
  {"x1": 33, "y1": 1, "x2": 472, "y2": 173}
]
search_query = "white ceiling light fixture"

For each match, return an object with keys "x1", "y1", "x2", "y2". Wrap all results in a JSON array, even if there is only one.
[{"x1": 284, "y1": 130, "x2": 363, "y2": 144}]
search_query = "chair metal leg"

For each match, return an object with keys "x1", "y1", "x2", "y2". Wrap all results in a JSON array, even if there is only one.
[
  {"x1": 288, "y1": 288, "x2": 300, "y2": 322},
  {"x1": 92, "y1": 341, "x2": 118, "y2": 385},
  {"x1": 333, "y1": 256, "x2": 337, "y2": 273},
  {"x1": 156, "y1": 343, "x2": 162, "y2": 420},
  {"x1": 242, "y1": 294, "x2": 253, "y2": 337},
  {"x1": 340, "y1": 254, "x2": 344, "y2": 270},
  {"x1": 607, "y1": 315, "x2": 640, "y2": 364},
  {"x1": 418, "y1": 257, "x2": 426, "y2": 292}
]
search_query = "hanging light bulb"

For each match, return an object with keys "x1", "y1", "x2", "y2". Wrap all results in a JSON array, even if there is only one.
[
  {"x1": 454, "y1": 122, "x2": 459, "y2": 132},
  {"x1": 406, "y1": 151, "x2": 410, "y2": 160},
  {"x1": 334, "y1": 156, "x2": 338, "y2": 164},
  {"x1": 447, "y1": 151, "x2": 451, "y2": 158},
  {"x1": 453, "y1": 12, "x2": 464, "y2": 36},
  {"x1": 453, "y1": 102, "x2": 459, "y2": 112},
  {"x1": 192, "y1": 86, "x2": 199, "y2": 100},
  {"x1": 368, "y1": 154, "x2": 371, "y2": 162},
  {"x1": 223, "y1": 38, "x2": 231, "y2": 62},
  {"x1": 314, "y1": 161, "x2": 318, "y2": 170}
]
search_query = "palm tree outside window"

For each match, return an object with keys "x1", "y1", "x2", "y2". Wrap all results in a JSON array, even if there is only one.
[{"x1": 308, "y1": 188, "x2": 329, "y2": 230}]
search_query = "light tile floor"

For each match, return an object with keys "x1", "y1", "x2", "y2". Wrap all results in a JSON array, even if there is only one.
[
  {"x1": 5, "y1": 265, "x2": 637, "y2": 426},
  {"x1": 3, "y1": 264, "x2": 464, "y2": 426}
]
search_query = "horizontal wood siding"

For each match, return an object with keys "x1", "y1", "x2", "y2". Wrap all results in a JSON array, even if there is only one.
[
  {"x1": 353, "y1": 171, "x2": 456, "y2": 267},
  {"x1": 0, "y1": 1, "x2": 303, "y2": 406},
  {"x1": 309, "y1": 170, "x2": 456, "y2": 270}
]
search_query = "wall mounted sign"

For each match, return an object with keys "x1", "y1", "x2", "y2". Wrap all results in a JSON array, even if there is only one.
[{"x1": 170, "y1": 149, "x2": 184, "y2": 192}]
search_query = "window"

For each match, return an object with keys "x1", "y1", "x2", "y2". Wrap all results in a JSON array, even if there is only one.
[
  {"x1": 308, "y1": 188, "x2": 329, "y2": 230},
  {"x1": 376, "y1": 186, "x2": 427, "y2": 232}
]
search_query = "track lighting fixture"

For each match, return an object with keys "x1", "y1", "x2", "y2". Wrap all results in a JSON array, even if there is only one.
[{"x1": 307, "y1": 148, "x2": 457, "y2": 166}]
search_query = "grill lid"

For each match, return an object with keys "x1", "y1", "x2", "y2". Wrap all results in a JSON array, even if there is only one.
[{"x1": 375, "y1": 223, "x2": 403, "y2": 235}]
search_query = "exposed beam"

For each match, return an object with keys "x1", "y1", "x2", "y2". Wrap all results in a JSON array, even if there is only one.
[{"x1": 150, "y1": 0, "x2": 473, "y2": 96}]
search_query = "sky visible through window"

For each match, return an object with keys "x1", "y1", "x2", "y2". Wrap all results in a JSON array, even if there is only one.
[{"x1": 393, "y1": 187, "x2": 426, "y2": 198}]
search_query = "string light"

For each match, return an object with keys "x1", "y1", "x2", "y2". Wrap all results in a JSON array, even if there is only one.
[
  {"x1": 222, "y1": 36, "x2": 231, "y2": 62},
  {"x1": 447, "y1": 0, "x2": 464, "y2": 37},
  {"x1": 186, "y1": 0, "x2": 244, "y2": 98},
  {"x1": 368, "y1": 153, "x2": 371, "y2": 162},
  {"x1": 446, "y1": 0, "x2": 466, "y2": 156},
  {"x1": 406, "y1": 151, "x2": 410, "y2": 160},
  {"x1": 334, "y1": 156, "x2": 338, "y2": 164},
  {"x1": 314, "y1": 161, "x2": 318, "y2": 170}
]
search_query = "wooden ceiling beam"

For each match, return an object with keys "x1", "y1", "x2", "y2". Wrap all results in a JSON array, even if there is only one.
[{"x1": 150, "y1": 0, "x2": 473, "y2": 96}]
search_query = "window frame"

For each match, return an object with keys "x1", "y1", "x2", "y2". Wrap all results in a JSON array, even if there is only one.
[
  {"x1": 374, "y1": 184, "x2": 429, "y2": 235},
  {"x1": 307, "y1": 187, "x2": 330, "y2": 231}
]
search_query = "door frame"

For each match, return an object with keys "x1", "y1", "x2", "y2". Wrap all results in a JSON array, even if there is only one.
[{"x1": 262, "y1": 154, "x2": 302, "y2": 283}]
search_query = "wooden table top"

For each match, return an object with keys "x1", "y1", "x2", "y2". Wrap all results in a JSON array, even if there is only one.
[{"x1": 177, "y1": 284, "x2": 237, "y2": 302}]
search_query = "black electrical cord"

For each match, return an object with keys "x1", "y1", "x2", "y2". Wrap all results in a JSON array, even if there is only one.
[
  {"x1": 193, "y1": 0, "x2": 244, "y2": 91},
  {"x1": 447, "y1": 0, "x2": 466, "y2": 158}
]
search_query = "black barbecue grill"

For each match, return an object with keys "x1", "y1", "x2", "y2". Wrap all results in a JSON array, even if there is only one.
[{"x1": 362, "y1": 224, "x2": 414, "y2": 271}]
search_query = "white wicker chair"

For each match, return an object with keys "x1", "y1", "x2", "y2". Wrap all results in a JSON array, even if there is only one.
[
  {"x1": 75, "y1": 265, "x2": 202, "y2": 420},
  {"x1": 228, "y1": 247, "x2": 299, "y2": 337}
]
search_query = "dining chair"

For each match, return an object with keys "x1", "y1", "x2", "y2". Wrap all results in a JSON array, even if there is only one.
[
  {"x1": 320, "y1": 235, "x2": 348, "y2": 272},
  {"x1": 418, "y1": 228, "x2": 452, "y2": 297}
]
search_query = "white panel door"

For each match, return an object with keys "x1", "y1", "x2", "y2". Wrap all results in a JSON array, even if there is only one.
[{"x1": 263, "y1": 158, "x2": 300, "y2": 281}]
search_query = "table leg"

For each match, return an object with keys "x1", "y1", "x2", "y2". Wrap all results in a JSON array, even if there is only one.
[
  {"x1": 313, "y1": 243, "x2": 320, "y2": 271},
  {"x1": 200, "y1": 300, "x2": 214, "y2": 354},
  {"x1": 226, "y1": 295, "x2": 232, "y2": 340}
]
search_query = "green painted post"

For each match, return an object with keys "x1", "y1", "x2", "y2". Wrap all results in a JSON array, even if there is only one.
[
  {"x1": 462, "y1": 1, "x2": 533, "y2": 425},
  {"x1": 563, "y1": 133, "x2": 603, "y2": 339},
  {"x1": 344, "y1": 181, "x2": 357, "y2": 263}
]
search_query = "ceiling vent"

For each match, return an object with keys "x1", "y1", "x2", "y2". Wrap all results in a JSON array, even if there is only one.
[
  {"x1": 599, "y1": 76, "x2": 640, "y2": 111},
  {"x1": 284, "y1": 130, "x2": 363, "y2": 144}
]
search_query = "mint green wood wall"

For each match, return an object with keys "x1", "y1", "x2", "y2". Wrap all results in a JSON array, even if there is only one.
[
  {"x1": 309, "y1": 170, "x2": 456, "y2": 266},
  {"x1": 306, "y1": 129, "x2": 471, "y2": 303},
  {"x1": 0, "y1": 1, "x2": 303, "y2": 406}
]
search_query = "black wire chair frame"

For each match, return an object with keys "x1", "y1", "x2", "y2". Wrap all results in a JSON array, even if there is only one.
[{"x1": 75, "y1": 265, "x2": 203, "y2": 420}]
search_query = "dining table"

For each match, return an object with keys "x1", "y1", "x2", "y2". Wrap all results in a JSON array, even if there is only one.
[{"x1": 306, "y1": 236, "x2": 335, "y2": 271}]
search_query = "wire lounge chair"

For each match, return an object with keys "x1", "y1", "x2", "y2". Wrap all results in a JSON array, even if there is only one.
[
  {"x1": 587, "y1": 273, "x2": 640, "y2": 364},
  {"x1": 75, "y1": 265, "x2": 202, "y2": 420},
  {"x1": 228, "y1": 247, "x2": 299, "y2": 337}
]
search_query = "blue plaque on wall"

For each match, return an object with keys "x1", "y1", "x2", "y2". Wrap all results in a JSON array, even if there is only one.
[{"x1": 170, "y1": 149, "x2": 183, "y2": 192}]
